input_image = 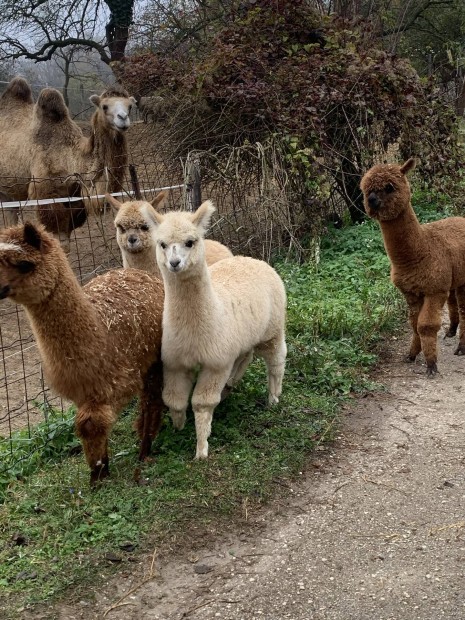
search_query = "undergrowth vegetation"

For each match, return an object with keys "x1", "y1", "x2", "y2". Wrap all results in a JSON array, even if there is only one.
[{"x1": 0, "y1": 205, "x2": 414, "y2": 617}]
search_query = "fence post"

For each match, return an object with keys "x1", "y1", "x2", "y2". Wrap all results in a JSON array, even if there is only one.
[
  {"x1": 186, "y1": 153, "x2": 202, "y2": 211},
  {"x1": 129, "y1": 164, "x2": 142, "y2": 200}
]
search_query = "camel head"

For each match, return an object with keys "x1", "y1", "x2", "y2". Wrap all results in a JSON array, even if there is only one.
[
  {"x1": 360, "y1": 158, "x2": 416, "y2": 221},
  {"x1": 90, "y1": 86, "x2": 136, "y2": 133},
  {"x1": 107, "y1": 192, "x2": 166, "y2": 255},
  {"x1": 0, "y1": 222, "x2": 62, "y2": 305}
]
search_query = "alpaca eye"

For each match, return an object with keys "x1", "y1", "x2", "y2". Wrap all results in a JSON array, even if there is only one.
[
  {"x1": 385, "y1": 183, "x2": 395, "y2": 194},
  {"x1": 117, "y1": 224, "x2": 125, "y2": 233},
  {"x1": 140, "y1": 225, "x2": 149, "y2": 232},
  {"x1": 185, "y1": 239, "x2": 195, "y2": 248},
  {"x1": 16, "y1": 260, "x2": 35, "y2": 274},
  {"x1": 103, "y1": 105, "x2": 108, "y2": 111},
  {"x1": 160, "y1": 241, "x2": 167, "y2": 250}
]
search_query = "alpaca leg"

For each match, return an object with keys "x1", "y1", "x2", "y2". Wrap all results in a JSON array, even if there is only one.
[
  {"x1": 162, "y1": 366, "x2": 195, "y2": 430},
  {"x1": 192, "y1": 366, "x2": 232, "y2": 459},
  {"x1": 257, "y1": 335, "x2": 287, "y2": 405},
  {"x1": 221, "y1": 350, "x2": 254, "y2": 400},
  {"x1": 403, "y1": 292, "x2": 423, "y2": 362},
  {"x1": 75, "y1": 403, "x2": 116, "y2": 485},
  {"x1": 453, "y1": 286, "x2": 465, "y2": 355},
  {"x1": 417, "y1": 293, "x2": 448, "y2": 377},
  {"x1": 137, "y1": 360, "x2": 165, "y2": 461},
  {"x1": 446, "y1": 289, "x2": 459, "y2": 337}
]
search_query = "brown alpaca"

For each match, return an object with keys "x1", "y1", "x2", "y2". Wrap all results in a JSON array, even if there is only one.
[
  {"x1": 106, "y1": 194, "x2": 234, "y2": 276},
  {"x1": 0, "y1": 77, "x2": 135, "y2": 251},
  {"x1": 360, "y1": 158, "x2": 465, "y2": 376},
  {"x1": 0, "y1": 222, "x2": 164, "y2": 484}
]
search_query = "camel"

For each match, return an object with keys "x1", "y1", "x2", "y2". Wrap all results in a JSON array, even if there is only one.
[{"x1": 0, "y1": 77, "x2": 136, "y2": 251}]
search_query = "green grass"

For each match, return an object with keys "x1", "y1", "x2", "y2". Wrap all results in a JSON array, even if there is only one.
[{"x1": 0, "y1": 210, "x2": 408, "y2": 617}]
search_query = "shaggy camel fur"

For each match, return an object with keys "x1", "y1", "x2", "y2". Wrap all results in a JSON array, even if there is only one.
[
  {"x1": 150, "y1": 201, "x2": 287, "y2": 459},
  {"x1": 135, "y1": 95, "x2": 165, "y2": 123},
  {"x1": 107, "y1": 193, "x2": 233, "y2": 276},
  {"x1": 0, "y1": 77, "x2": 135, "y2": 250},
  {"x1": 360, "y1": 158, "x2": 465, "y2": 376},
  {"x1": 0, "y1": 222, "x2": 164, "y2": 484}
]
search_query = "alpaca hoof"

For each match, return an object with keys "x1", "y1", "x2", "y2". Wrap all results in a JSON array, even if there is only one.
[
  {"x1": 426, "y1": 363, "x2": 438, "y2": 378},
  {"x1": 195, "y1": 444, "x2": 209, "y2": 460},
  {"x1": 454, "y1": 345, "x2": 465, "y2": 356},
  {"x1": 445, "y1": 327, "x2": 458, "y2": 338},
  {"x1": 268, "y1": 394, "x2": 279, "y2": 406},
  {"x1": 405, "y1": 354, "x2": 417, "y2": 364},
  {"x1": 170, "y1": 410, "x2": 186, "y2": 430},
  {"x1": 138, "y1": 437, "x2": 153, "y2": 461}
]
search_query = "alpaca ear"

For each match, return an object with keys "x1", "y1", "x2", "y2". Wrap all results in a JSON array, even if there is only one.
[
  {"x1": 130, "y1": 96, "x2": 137, "y2": 106},
  {"x1": 89, "y1": 94, "x2": 101, "y2": 107},
  {"x1": 146, "y1": 207, "x2": 165, "y2": 227},
  {"x1": 150, "y1": 192, "x2": 166, "y2": 211},
  {"x1": 23, "y1": 222, "x2": 42, "y2": 250},
  {"x1": 400, "y1": 158, "x2": 417, "y2": 175},
  {"x1": 191, "y1": 200, "x2": 215, "y2": 232},
  {"x1": 105, "y1": 193, "x2": 123, "y2": 213}
]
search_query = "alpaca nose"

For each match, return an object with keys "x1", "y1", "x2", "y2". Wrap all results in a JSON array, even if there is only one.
[
  {"x1": 128, "y1": 234, "x2": 138, "y2": 245},
  {"x1": 0, "y1": 284, "x2": 10, "y2": 299},
  {"x1": 368, "y1": 192, "x2": 381, "y2": 210},
  {"x1": 170, "y1": 257, "x2": 181, "y2": 270}
]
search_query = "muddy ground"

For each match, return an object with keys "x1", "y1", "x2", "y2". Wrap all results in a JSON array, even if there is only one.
[{"x1": 37, "y1": 314, "x2": 465, "y2": 620}]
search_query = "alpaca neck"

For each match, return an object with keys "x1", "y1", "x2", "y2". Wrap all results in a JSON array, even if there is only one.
[
  {"x1": 123, "y1": 250, "x2": 160, "y2": 276},
  {"x1": 25, "y1": 260, "x2": 102, "y2": 371},
  {"x1": 379, "y1": 205, "x2": 426, "y2": 266}
]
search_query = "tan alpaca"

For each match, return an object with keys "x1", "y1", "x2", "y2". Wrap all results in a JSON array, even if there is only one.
[
  {"x1": 106, "y1": 194, "x2": 234, "y2": 276},
  {"x1": 0, "y1": 77, "x2": 135, "y2": 250},
  {"x1": 149, "y1": 201, "x2": 287, "y2": 459},
  {"x1": 360, "y1": 158, "x2": 465, "y2": 376},
  {"x1": 0, "y1": 222, "x2": 164, "y2": 484}
]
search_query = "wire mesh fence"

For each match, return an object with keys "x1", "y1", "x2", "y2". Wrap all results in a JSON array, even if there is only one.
[{"x1": 0, "y1": 116, "x2": 308, "y2": 479}]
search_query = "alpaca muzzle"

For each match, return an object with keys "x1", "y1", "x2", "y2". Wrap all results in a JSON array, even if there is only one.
[
  {"x1": 367, "y1": 192, "x2": 381, "y2": 211},
  {"x1": 0, "y1": 284, "x2": 10, "y2": 299}
]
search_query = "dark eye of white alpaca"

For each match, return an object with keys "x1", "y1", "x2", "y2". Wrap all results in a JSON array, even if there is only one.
[
  {"x1": 16, "y1": 260, "x2": 35, "y2": 274},
  {"x1": 160, "y1": 241, "x2": 167, "y2": 250},
  {"x1": 103, "y1": 104, "x2": 108, "y2": 112},
  {"x1": 385, "y1": 183, "x2": 395, "y2": 194},
  {"x1": 140, "y1": 225, "x2": 149, "y2": 232},
  {"x1": 185, "y1": 239, "x2": 195, "y2": 248}
]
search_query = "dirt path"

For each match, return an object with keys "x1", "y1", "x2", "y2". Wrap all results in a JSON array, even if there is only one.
[{"x1": 55, "y1": 319, "x2": 465, "y2": 620}]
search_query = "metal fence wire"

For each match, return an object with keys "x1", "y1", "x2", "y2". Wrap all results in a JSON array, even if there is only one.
[{"x1": 0, "y1": 122, "x2": 311, "y2": 477}]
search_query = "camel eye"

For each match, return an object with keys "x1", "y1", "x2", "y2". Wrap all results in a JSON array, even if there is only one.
[
  {"x1": 160, "y1": 241, "x2": 167, "y2": 250},
  {"x1": 103, "y1": 104, "x2": 108, "y2": 112},
  {"x1": 385, "y1": 183, "x2": 395, "y2": 194},
  {"x1": 185, "y1": 239, "x2": 195, "y2": 248},
  {"x1": 140, "y1": 225, "x2": 149, "y2": 232},
  {"x1": 16, "y1": 260, "x2": 35, "y2": 274}
]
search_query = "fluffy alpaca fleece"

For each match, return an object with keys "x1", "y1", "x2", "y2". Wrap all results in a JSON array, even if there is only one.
[
  {"x1": 150, "y1": 201, "x2": 287, "y2": 459},
  {"x1": 360, "y1": 158, "x2": 465, "y2": 376},
  {"x1": 0, "y1": 222, "x2": 164, "y2": 484},
  {"x1": 107, "y1": 194, "x2": 233, "y2": 276},
  {"x1": 0, "y1": 77, "x2": 135, "y2": 250}
]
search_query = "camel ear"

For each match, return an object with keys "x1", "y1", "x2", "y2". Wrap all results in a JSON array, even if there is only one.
[
  {"x1": 106, "y1": 194, "x2": 123, "y2": 213},
  {"x1": 400, "y1": 158, "x2": 416, "y2": 175},
  {"x1": 23, "y1": 222, "x2": 42, "y2": 250},
  {"x1": 150, "y1": 192, "x2": 166, "y2": 211},
  {"x1": 89, "y1": 94, "x2": 101, "y2": 107},
  {"x1": 191, "y1": 200, "x2": 215, "y2": 232}
]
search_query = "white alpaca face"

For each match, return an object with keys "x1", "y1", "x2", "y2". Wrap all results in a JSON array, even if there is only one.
[{"x1": 155, "y1": 225, "x2": 201, "y2": 274}]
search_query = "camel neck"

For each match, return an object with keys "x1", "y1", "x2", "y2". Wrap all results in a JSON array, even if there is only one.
[
  {"x1": 89, "y1": 118, "x2": 127, "y2": 191},
  {"x1": 379, "y1": 206, "x2": 425, "y2": 265}
]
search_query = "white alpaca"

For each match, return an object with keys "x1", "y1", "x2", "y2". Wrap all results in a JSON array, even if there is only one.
[
  {"x1": 106, "y1": 193, "x2": 233, "y2": 277},
  {"x1": 149, "y1": 201, "x2": 287, "y2": 459}
]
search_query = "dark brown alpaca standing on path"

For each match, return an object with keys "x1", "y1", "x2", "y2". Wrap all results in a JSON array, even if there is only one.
[
  {"x1": 0, "y1": 223, "x2": 164, "y2": 484},
  {"x1": 360, "y1": 158, "x2": 465, "y2": 377}
]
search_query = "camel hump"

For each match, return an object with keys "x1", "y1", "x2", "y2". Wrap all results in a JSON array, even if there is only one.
[
  {"x1": 35, "y1": 88, "x2": 69, "y2": 123},
  {"x1": 1, "y1": 77, "x2": 33, "y2": 105}
]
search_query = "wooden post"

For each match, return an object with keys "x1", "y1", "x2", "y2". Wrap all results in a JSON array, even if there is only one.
[
  {"x1": 186, "y1": 153, "x2": 201, "y2": 211},
  {"x1": 129, "y1": 164, "x2": 142, "y2": 200}
]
